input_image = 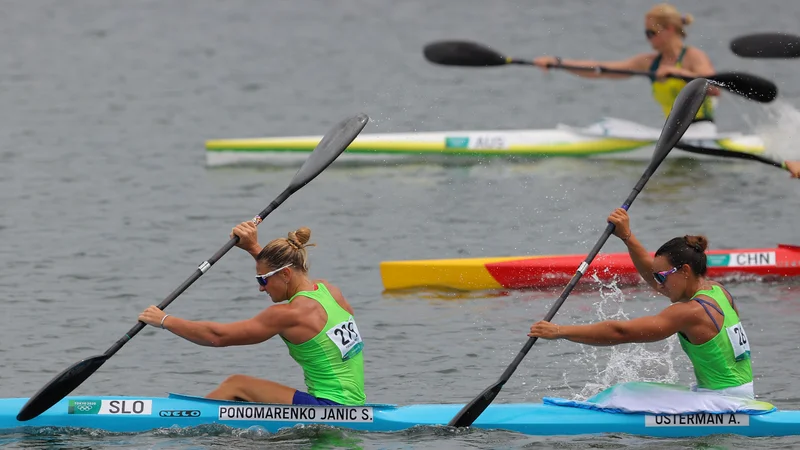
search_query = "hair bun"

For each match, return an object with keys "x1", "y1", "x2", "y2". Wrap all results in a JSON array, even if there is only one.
[
  {"x1": 682, "y1": 13, "x2": 694, "y2": 25},
  {"x1": 287, "y1": 227, "x2": 314, "y2": 250},
  {"x1": 684, "y1": 235, "x2": 708, "y2": 253}
]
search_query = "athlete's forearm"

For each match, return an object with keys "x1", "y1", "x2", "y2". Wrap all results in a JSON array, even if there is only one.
[
  {"x1": 162, "y1": 316, "x2": 225, "y2": 347},
  {"x1": 623, "y1": 234, "x2": 658, "y2": 289},
  {"x1": 558, "y1": 322, "x2": 627, "y2": 346}
]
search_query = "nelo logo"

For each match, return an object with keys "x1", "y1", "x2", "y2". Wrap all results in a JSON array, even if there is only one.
[{"x1": 159, "y1": 410, "x2": 201, "y2": 418}]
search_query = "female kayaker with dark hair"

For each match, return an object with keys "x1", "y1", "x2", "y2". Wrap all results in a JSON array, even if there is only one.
[
  {"x1": 138, "y1": 221, "x2": 366, "y2": 406},
  {"x1": 529, "y1": 208, "x2": 754, "y2": 399}
]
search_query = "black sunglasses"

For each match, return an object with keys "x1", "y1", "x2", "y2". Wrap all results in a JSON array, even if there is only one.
[{"x1": 645, "y1": 29, "x2": 658, "y2": 39}]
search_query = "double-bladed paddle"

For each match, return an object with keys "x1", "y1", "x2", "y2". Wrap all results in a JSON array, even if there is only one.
[
  {"x1": 424, "y1": 40, "x2": 777, "y2": 103},
  {"x1": 16, "y1": 113, "x2": 370, "y2": 422},
  {"x1": 675, "y1": 142, "x2": 787, "y2": 171},
  {"x1": 730, "y1": 33, "x2": 800, "y2": 58},
  {"x1": 447, "y1": 78, "x2": 710, "y2": 428}
]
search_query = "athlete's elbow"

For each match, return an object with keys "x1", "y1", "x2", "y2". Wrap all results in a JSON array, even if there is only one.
[
  {"x1": 592, "y1": 322, "x2": 626, "y2": 344},
  {"x1": 210, "y1": 333, "x2": 238, "y2": 347},
  {"x1": 620, "y1": 328, "x2": 667, "y2": 344},
  {"x1": 609, "y1": 323, "x2": 640, "y2": 344},
  {"x1": 205, "y1": 327, "x2": 229, "y2": 347}
]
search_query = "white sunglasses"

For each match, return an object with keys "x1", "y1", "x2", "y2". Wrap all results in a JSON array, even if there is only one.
[{"x1": 255, "y1": 263, "x2": 292, "y2": 286}]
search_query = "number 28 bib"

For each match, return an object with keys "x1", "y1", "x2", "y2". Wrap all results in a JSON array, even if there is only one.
[
  {"x1": 326, "y1": 316, "x2": 364, "y2": 361},
  {"x1": 725, "y1": 322, "x2": 751, "y2": 362}
]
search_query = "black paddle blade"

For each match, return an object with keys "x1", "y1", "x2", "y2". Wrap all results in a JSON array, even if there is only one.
[
  {"x1": 676, "y1": 142, "x2": 785, "y2": 169},
  {"x1": 651, "y1": 77, "x2": 710, "y2": 166},
  {"x1": 255, "y1": 113, "x2": 370, "y2": 222},
  {"x1": 288, "y1": 113, "x2": 369, "y2": 192},
  {"x1": 448, "y1": 380, "x2": 503, "y2": 427},
  {"x1": 423, "y1": 41, "x2": 507, "y2": 67},
  {"x1": 16, "y1": 355, "x2": 109, "y2": 421},
  {"x1": 730, "y1": 32, "x2": 800, "y2": 58},
  {"x1": 709, "y1": 72, "x2": 777, "y2": 103}
]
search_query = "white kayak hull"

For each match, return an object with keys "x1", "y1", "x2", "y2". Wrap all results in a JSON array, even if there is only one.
[{"x1": 205, "y1": 117, "x2": 767, "y2": 167}]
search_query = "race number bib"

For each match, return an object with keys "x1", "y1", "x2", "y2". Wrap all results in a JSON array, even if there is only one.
[
  {"x1": 326, "y1": 316, "x2": 363, "y2": 361},
  {"x1": 726, "y1": 322, "x2": 751, "y2": 362}
]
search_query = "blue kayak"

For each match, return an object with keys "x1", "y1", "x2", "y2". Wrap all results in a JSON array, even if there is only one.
[{"x1": 3, "y1": 393, "x2": 800, "y2": 437}]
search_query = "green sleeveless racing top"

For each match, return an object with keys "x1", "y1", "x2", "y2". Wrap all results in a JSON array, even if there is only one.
[
  {"x1": 678, "y1": 285, "x2": 753, "y2": 390},
  {"x1": 281, "y1": 283, "x2": 366, "y2": 405}
]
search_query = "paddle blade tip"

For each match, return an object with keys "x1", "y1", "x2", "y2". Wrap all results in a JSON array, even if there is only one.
[
  {"x1": 651, "y1": 77, "x2": 710, "y2": 163},
  {"x1": 343, "y1": 113, "x2": 370, "y2": 139},
  {"x1": 447, "y1": 381, "x2": 503, "y2": 427},
  {"x1": 329, "y1": 113, "x2": 370, "y2": 141},
  {"x1": 356, "y1": 114, "x2": 369, "y2": 133},
  {"x1": 730, "y1": 32, "x2": 800, "y2": 58},
  {"x1": 16, "y1": 355, "x2": 108, "y2": 422},
  {"x1": 422, "y1": 41, "x2": 507, "y2": 67},
  {"x1": 282, "y1": 112, "x2": 372, "y2": 194},
  {"x1": 711, "y1": 72, "x2": 777, "y2": 103}
]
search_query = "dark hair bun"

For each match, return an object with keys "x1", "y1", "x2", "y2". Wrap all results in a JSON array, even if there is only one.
[{"x1": 684, "y1": 235, "x2": 708, "y2": 253}]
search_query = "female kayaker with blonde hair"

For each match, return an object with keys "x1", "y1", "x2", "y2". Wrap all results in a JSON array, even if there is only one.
[
  {"x1": 529, "y1": 208, "x2": 754, "y2": 400},
  {"x1": 532, "y1": 4, "x2": 800, "y2": 178},
  {"x1": 533, "y1": 3, "x2": 718, "y2": 133},
  {"x1": 138, "y1": 221, "x2": 366, "y2": 406}
]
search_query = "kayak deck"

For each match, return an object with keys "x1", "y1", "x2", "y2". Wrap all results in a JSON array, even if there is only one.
[{"x1": 3, "y1": 394, "x2": 800, "y2": 438}]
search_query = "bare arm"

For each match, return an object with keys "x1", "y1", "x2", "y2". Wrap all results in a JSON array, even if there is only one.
[
  {"x1": 785, "y1": 161, "x2": 800, "y2": 178},
  {"x1": 607, "y1": 208, "x2": 658, "y2": 291},
  {"x1": 142, "y1": 305, "x2": 300, "y2": 347},
  {"x1": 559, "y1": 311, "x2": 682, "y2": 345},
  {"x1": 530, "y1": 304, "x2": 690, "y2": 346},
  {"x1": 622, "y1": 233, "x2": 658, "y2": 290},
  {"x1": 535, "y1": 54, "x2": 652, "y2": 79}
]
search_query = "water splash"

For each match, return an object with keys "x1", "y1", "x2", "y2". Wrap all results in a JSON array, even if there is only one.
[
  {"x1": 566, "y1": 276, "x2": 682, "y2": 401},
  {"x1": 748, "y1": 100, "x2": 800, "y2": 161}
]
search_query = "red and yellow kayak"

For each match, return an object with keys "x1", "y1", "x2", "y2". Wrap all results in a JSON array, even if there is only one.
[{"x1": 380, "y1": 244, "x2": 800, "y2": 291}]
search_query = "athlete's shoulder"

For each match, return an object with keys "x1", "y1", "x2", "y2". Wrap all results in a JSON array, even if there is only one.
[
  {"x1": 683, "y1": 46, "x2": 711, "y2": 61},
  {"x1": 664, "y1": 299, "x2": 705, "y2": 319},
  {"x1": 314, "y1": 279, "x2": 344, "y2": 298}
]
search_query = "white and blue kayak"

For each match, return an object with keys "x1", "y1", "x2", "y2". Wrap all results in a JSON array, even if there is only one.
[
  {"x1": 205, "y1": 117, "x2": 770, "y2": 167},
  {"x1": 3, "y1": 393, "x2": 800, "y2": 438}
]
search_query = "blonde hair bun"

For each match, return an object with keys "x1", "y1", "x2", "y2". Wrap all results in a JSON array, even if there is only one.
[
  {"x1": 257, "y1": 227, "x2": 316, "y2": 273},
  {"x1": 287, "y1": 227, "x2": 313, "y2": 250}
]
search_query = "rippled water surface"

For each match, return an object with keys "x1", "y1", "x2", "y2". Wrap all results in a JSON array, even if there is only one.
[{"x1": 2, "y1": 0, "x2": 800, "y2": 448}]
